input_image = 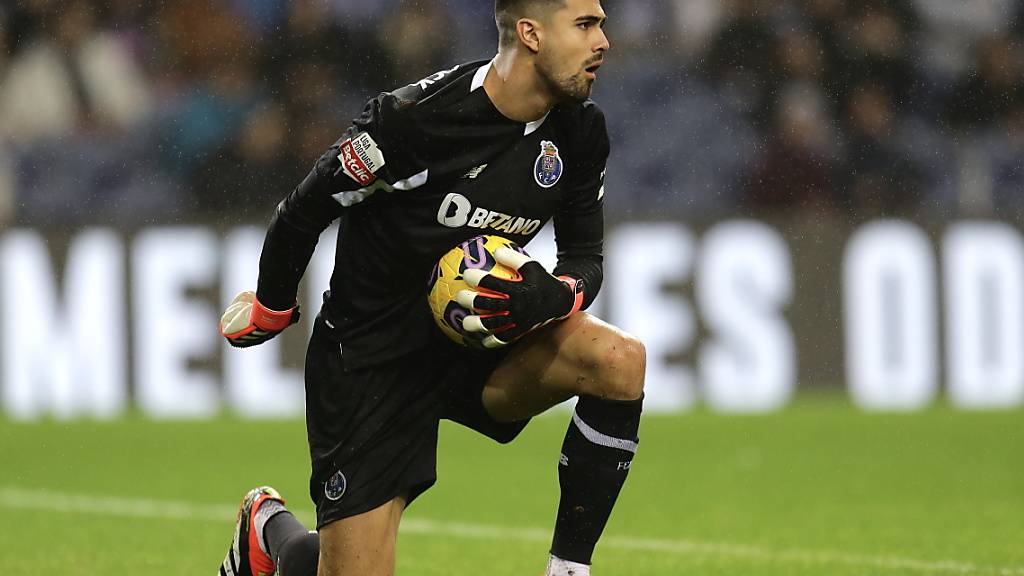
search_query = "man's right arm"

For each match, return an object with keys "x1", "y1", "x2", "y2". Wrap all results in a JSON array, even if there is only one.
[
  {"x1": 221, "y1": 95, "x2": 412, "y2": 347},
  {"x1": 255, "y1": 142, "x2": 350, "y2": 311}
]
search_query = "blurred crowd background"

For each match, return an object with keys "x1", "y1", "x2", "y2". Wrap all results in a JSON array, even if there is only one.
[{"x1": 1, "y1": 0, "x2": 1023, "y2": 225}]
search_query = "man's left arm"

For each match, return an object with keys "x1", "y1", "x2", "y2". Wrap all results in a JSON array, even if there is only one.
[{"x1": 551, "y1": 105, "x2": 610, "y2": 311}]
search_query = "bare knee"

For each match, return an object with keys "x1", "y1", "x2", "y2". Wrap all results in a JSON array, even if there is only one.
[{"x1": 577, "y1": 327, "x2": 646, "y2": 401}]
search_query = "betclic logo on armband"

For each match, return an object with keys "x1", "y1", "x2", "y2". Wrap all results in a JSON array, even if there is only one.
[{"x1": 338, "y1": 132, "x2": 386, "y2": 186}]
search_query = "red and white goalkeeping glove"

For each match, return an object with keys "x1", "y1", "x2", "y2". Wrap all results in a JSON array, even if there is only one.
[
  {"x1": 219, "y1": 291, "x2": 300, "y2": 348},
  {"x1": 457, "y1": 247, "x2": 584, "y2": 349}
]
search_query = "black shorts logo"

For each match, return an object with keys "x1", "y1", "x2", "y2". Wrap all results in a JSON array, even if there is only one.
[{"x1": 325, "y1": 470, "x2": 347, "y2": 501}]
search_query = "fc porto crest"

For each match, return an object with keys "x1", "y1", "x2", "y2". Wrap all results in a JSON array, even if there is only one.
[
  {"x1": 534, "y1": 140, "x2": 563, "y2": 188},
  {"x1": 325, "y1": 470, "x2": 347, "y2": 501}
]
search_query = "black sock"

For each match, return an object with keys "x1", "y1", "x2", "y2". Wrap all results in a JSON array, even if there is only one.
[
  {"x1": 264, "y1": 512, "x2": 320, "y2": 576},
  {"x1": 550, "y1": 394, "x2": 643, "y2": 565}
]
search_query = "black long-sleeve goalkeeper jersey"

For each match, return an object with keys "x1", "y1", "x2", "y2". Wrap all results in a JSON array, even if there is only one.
[{"x1": 255, "y1": 59, "x2": 609, "y2": 369}]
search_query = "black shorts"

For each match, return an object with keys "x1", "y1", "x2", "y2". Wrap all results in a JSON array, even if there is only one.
[{"x1": 304, "y1": 315, "x2": 529, "y2": 529}]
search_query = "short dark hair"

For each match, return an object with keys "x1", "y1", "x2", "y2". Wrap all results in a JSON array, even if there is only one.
[{"x1": 494, "y1": 0, "x2": 566, "y2": 47}]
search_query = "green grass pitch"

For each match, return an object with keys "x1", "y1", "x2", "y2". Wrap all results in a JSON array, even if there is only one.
[{"x1": 1, "y1": 397, "x2": 1022, "y2": 575}]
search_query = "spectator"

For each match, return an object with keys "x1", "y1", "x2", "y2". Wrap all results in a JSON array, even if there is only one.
[
  {"x1": 1, "y1": 0, "x2": 1021, "y2": 222},
  {"x1": 0, "y1": 140, "x2": 11, "y2": 225},
  {"x1": 378, "y1": 0, "x2": 457, "y2": 84},
  {"x1": 264, "y1": 0, "x2": 384, "y2": 99},
  {"x1": 913, "y1": 0, "x2": 1015, "y2": 77},
  {"x1": 0, "y1": 9, "x2": 10, "y2": 223},
  {"x1": 671, "y1": 0, "x2": 725, "y2": 61},
  {"x1": 837, "y1": 82, "x2": 922, "y2": 215},
  {"x1": 194, "y1": 101, "x2": 303, "y2": 219},
  {"x1": 945, "y1": 34, "x2": 1024, "y2": 133},
  {"x1": 228, "y1": 0, "x2": 287, "y2": 32},
  {"x1": 984, "y1": 97, "x2": 1024, "y2": 213},
  {"x1": 3, "y1": 0, "x2": 50, "y2": 57},
  {"x1": 0, "y1": 7, "x2": 8, "y2": 70},
  {"x1": 154, "y1": 0, "x2": 264, "y2": 180},
  {"x1": 327, "y1": 0, "x2": 402, "y2": 29},
  {"x1": 828, "y1": 1, "x2": 919, "y2": 113},
  {"x1": 699, "y1": 0, "x2": 780, "y2": 126},
  {"x1": 743, "y1": 82, "x2": 838, "y2": 212},
  {"x1": 775, "y1": 28, "x2": 827, "y2": 85},
  {"x1": 0, "y1": 0, "x2": 151, "y2": 144}
]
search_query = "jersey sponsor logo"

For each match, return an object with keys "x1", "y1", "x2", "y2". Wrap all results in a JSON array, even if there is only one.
[
  {"x1": 534, "y1": 140, "x2": 563, "y2": 188},
  {"x1": 325, "y1": 470, "x2": 347, "y2": 501},
  {"x1": 338, "y1": 132, "x2": 385, "y2": 186},
  {"x1": 437, "y1": 193, "x2": 542, "y2": 235}
]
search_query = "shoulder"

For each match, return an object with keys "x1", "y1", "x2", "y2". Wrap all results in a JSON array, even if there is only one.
[
  {"x1": 346, "y1": 61, "x2": 489, "y2": 174},
  {"x1": 382, "y1": 60, "x2": 489, "y2": 117},
  {"x1": 553, "y1": 99, "x2": 607, "y2": 133},
  {"x1": 551, "y1": 99, "x2": 609, "y2": 154},
  {"x1": 352, "y1": 60, "x2": 488, "y2": 138},
  {"x1": 578, "y1": 99, "x2": 608, "y2": 128},
  {"x1": 550, "y1": 99, "x2": 610, "y2": 167}
]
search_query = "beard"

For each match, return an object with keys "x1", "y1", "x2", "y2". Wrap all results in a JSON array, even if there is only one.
[{"x1": 537, "y1": 54, "x2": 594, "y2": 103}]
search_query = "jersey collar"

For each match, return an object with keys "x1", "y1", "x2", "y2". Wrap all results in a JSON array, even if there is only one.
[
  {"x1": 471, "y1": 59, "x2": 550, "y2": 136},
  {"x1": 470, "y1": 60, "x2": 491, "y2": 92},
  {"x1": 524, "y1": 112, "x2": 549, "y2": 136}
]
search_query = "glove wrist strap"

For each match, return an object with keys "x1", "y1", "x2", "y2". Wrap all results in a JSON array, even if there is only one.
[
  {"x1": 557, "y1": 275, "x2": 585, "y2": 319},
  {"x1": 251, "y1": 297, "x2": 296, "y2": 331}
]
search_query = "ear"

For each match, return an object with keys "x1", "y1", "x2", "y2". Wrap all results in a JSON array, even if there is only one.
[{"x1": 516, "y1": 18, "x2": 542, "y2": 53}]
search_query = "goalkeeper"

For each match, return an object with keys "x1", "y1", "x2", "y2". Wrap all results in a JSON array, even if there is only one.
[{"x1": 217, "y1": 1, "x2": 644, "y2": 575}]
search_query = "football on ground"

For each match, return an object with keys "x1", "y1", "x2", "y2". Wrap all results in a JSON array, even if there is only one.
[{"x1": 428, "y1": 234, "x2": 524, "y2": 347}]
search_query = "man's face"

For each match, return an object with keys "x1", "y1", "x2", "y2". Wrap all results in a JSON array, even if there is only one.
[{"x1": 535, "y1": 0, "x2": 609, "y2": 103}]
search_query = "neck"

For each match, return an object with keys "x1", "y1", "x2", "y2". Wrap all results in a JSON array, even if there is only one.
[{"x1": 484, "y1": 49, "x2": 556, "y2": 123}]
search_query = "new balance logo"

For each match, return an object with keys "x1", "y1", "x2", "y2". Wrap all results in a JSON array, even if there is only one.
[{"x1": 463, "y1": 164, "x2": 488, "y2": 179}]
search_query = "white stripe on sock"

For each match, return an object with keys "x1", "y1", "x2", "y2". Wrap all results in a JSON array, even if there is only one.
[
  {"x1": 571, "y1": 411, "x2": 638, "y2": 454},
  {"x1": 253, "y1": 499, "x2": 286, "y2": 555}
]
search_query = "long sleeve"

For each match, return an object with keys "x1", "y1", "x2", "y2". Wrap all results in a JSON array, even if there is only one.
[
  {"x1": 552, "y1": 103, "x2": 609, "y2": 310},
  {"x1": 254, "y1": 94, "x2": 414, "y2": 310}
]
